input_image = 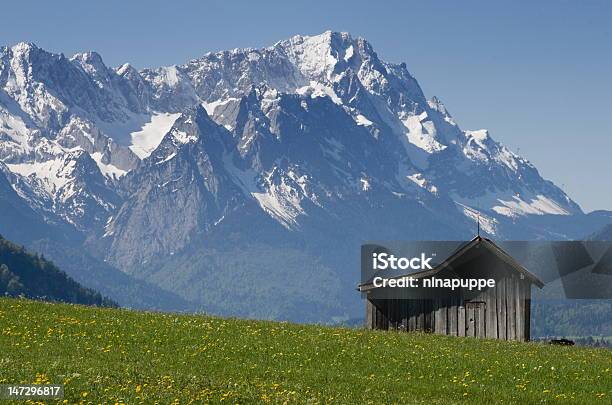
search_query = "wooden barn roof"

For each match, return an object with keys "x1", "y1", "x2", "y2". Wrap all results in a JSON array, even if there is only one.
[{"x1": 359, "y1": 236, "x2": 544, "y2": 292}]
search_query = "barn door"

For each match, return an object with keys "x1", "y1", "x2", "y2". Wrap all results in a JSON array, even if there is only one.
[{"x1": 465, "y1": 302, "x2": 486, "y2": 338}]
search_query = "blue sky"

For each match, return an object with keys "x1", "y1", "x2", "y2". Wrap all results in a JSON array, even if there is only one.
[{"x1": 2, "y1": 0, "x2": 611, "y2": 211}]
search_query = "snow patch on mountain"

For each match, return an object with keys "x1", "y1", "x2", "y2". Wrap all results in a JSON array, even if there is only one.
[
  {"x1": 7, "y1": 155, "x2": 77, "y2": 200},
  {"x1": 127, "y1": 112, "x2": 181, "y2": 159},
  {"x1": 224, "y1": 155, "x2": 309, "y2": 229},
  {"x1": 159, "y1": 66, "x2": 180, "y2": 87},
  {"x1": 455, "y1": 189, "x2": 571, "y2": 218},
  {"x1": 344, "y1": 45, "x2": 354, "y2": 62},
  {"x1": 407, "y1": 173, "x2": 438, "y2": 195},
  {"x1": 493, "y1": 194, "x2": 570, "y2": 217},
  {"x1": 296, "y1": 81, "x2": 342, "y2": 105},
  {"x1": 90, "y1": 152, "x2": 127, "y2": 179},
  {"x1": 170, "y1": 128, "x2": 198, "y2": 145},
  {"x1": 251, "y1": 182, "x2": 305, "y2": 229},
  {"x1": 0, "y1": 106, "x2": 32, "y2": 157},
  {"x1": 401, "y1": 111, "x2": 447, "y2": 153},
  {"x1": 354, "y1": 114, "x2": 373, "y2": 127},
  {"x1": 202, "y1": 98, "x2": 238, "y2": 116}
]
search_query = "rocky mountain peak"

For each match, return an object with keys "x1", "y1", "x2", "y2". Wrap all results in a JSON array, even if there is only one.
[
  {"x1": 9, "y1": 41, "x2": 41, "y2": 57},
  {"x1": 0, "y1": 34, "x2": 592, "y2": 243}
]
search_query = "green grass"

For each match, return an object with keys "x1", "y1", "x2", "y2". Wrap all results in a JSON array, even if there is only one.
[{"x1": 0, "y1": 298, "x2": 610, "y2": 404}]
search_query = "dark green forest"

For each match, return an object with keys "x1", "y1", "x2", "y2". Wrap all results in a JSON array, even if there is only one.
[
  {"x1": 0, "y1": 235, "x2": 116, "y2": 307},
  {"x1": 531, "y1": 299, "x2": 611, "y2": 339}
]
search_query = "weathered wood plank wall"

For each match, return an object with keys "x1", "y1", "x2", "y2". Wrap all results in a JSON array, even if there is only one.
[{"x1": 366, "y1": 277, "x2": 533, "y2": 341}]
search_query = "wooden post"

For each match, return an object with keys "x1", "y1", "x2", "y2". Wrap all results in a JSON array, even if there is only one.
[
  {"x1": 477, "y1": 304, "x2": 486, "y2": 338},
  {"x1": 438, "y1": 299, "x2": 448, "y2": 335},
  {"x1": 525, "y1": 286, "x2": 532, "y2": 341},
  {"x1": 516, "y1": 280, "x2": 525, "y2": 341},
  {"x1": 497, "y1": 278, "x2": 507, "y2": 340},
  {"x1": 376, "y1": 301, "x2": 388, "y2": 330},
  {"x1": 424, "y1": 300, "x2": 432, "y2": 332},
  {"x1": 388, "y1": 299, "x2": 396, "y2": 330},
  {"x1": 507, "y1": 277, "x2": 517, "y2": 340},
  {"x1": 417, "y1": 300, "x2": 424, "y2": 331},
  {"x1": 366, "y1": 299, "x2": 374, "y2": 329},
  {"x1": 458, "y1": 304, "x2": 466, "y2": 337},
  {"x1": 467, "y1": 304, "x2": 475, "y2": 337},
  {"x1": 408, "y1": 300, "x2": 416, "y2": 331},
  {"x1": 448, "y1": 296, "x2": 458, "y2": 336},
  {"x1": 486, "y1": 285, "x2": 498, "y2": 339},
  {"x1": 435, "y1": 299, "x2": 442, "y2": 334},
  {"x1": 400, "y1": 299, "x2": 408, "y2": 332}
]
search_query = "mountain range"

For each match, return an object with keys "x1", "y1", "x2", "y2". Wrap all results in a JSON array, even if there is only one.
[{"x1": 1, "y1": 31, "x2": 610, "y2": 322}]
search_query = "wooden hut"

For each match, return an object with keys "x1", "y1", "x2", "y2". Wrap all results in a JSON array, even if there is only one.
[{"x1": 359, "y1": 236, "x2": 544, "y2": 341}]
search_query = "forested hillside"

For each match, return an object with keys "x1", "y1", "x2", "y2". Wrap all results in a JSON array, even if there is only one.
[{"x1": 0, "y1": 235, "x2": 116, "y2": 307}]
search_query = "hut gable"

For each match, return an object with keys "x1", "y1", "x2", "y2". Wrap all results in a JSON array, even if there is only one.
[
  {"x1": 359, "y1": 236, "x2": 543, "y2": 292},
  {"x1": 431, "y1": 236, "x2": 544, "y2": 288}
]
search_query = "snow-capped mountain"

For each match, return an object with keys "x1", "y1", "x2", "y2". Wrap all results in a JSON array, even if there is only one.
[{"x1": 0, "y1": 32, "x2": 605, "y2": 321}]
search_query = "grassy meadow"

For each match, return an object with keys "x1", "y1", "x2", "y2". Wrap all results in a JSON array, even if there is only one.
[{"x1": 0, "y1": 297, "x2": 610, "y2": 404}]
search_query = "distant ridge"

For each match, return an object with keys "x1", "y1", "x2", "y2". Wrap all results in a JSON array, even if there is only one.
[{"x1": 588, "y1": 223, "x2": 612, "y2": 241}]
